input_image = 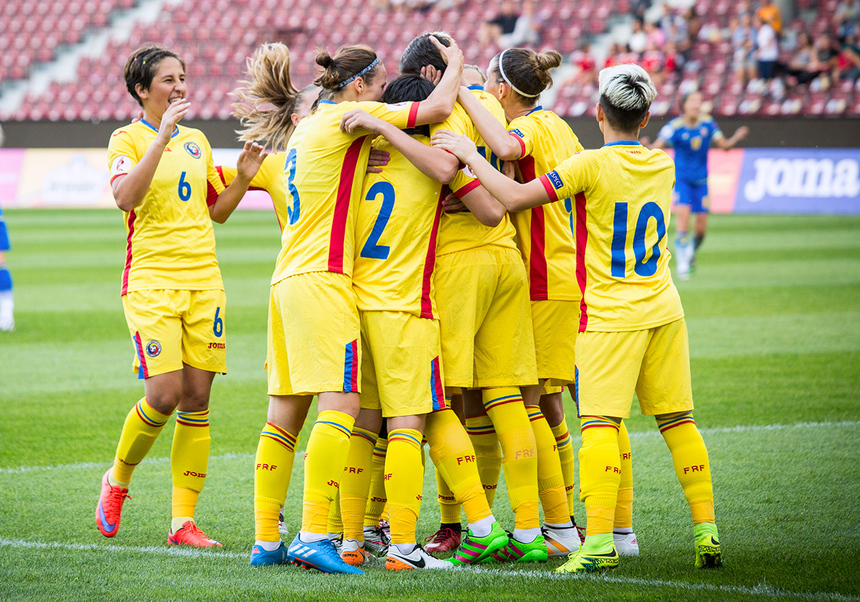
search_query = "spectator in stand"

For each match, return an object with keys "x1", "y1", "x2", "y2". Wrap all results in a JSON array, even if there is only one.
[
  {"x1": 641, "y1": 41, "x2": 666, "y2": 85},
  {"x1": 664, "y1": 41, "x2": 682, "y2": 75},
  {"x1": 836, "y1": 33, "x2": 860, "y2": 81},
  {"x1": 810, "y1": 32, "x2": 839, "y2": 88},
  {"x1": 568, "y1": 42, "x2": 598, "y2": 84},
  {"x1": 499, "y1": 0, "x2": 541, "y2": 48},
  {"x1": 629, "y1": 18, "x2": 648, "y2": 54},
  {"x1": 786, "y1": 32, "x2": 827, "y2": 85},
  {"x1": 756, "y1": 0, "x2": 782, "y2": 35},
  {"x1": 631, "y1": 0, "x2": 651, "y2": 20},
  {"x1": 481, "y1": 0, "x2": 520, "y2": 47},
  {"x1": 645, "y1": 20, "x2": 666, "y2": 49},
  {"x1": 685, "y1": 7, "x2": 703, "y2": 44},
  {"x1": 754, "y1": 14, "x2": 779, "y2": 80},
  {"x1": 732, "y1": 12, "x2": 758, "y2": 85},
  {"x1": 833, "y1": 0, "x2": 860, "y2": 40}
]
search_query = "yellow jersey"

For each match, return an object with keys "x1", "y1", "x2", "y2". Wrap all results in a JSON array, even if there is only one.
[
  {"x1": 539, "y1": 141, "x2": 682, "y2": 332},
  {"x1": 218, "y1": 151, "x2": 288, "y2": 230},
  {"x1": 507, "y1": 107, "x2": 584, "y2": 302},
  {"x1": 353, "y1": 130, "x2": 444, "y2": 319},
  {"x1": 107, "y1": 120, "x2": 225, "y2": 295},
  {"x1": 271, "y1": 99, "x2": 420, "y2": 284},
  {"x1": 434, "y1": 89, "x2": 518, "y2": 256}
]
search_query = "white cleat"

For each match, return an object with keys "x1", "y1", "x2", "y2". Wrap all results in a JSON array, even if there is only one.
[
  {"x1": 542, "y1": 526, "x2": 581, "y2": 557},
  {"x1": 613, "y1": 531, "x2": 640, "y2": 556},
  {"x1": 386, "y1": 544, "x2": 454, "y2": 570}
]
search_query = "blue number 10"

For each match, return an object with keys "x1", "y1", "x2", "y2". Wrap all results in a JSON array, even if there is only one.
[
  {"x1": 610, "y1": 201, "x2": 666, "y2": 278},
  {"x1": 360, "y1": 181, "x2": 395, "y2": 259}
]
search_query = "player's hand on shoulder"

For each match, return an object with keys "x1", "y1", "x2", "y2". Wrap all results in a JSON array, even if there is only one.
[
  {"x1": 236, "y1": 141, "x2": 269, "y2": 179},
  {"x1": 367, "y1": 147, "x2": 390, "y2": 174},
  {"x1": 340, "y1": 109, "x2": 384, "y2": 135}
]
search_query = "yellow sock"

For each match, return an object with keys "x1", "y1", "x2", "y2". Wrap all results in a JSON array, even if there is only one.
[
  {"x1": 615, "y1": 419, "x2": 633, "y2": 530},
  {"x1": 482, "y1": 388, "x2": 539, "y2": 530},
  {"x1": 328, "y1": 492, "x2": 343, "y2": 535},
  {"x1": 112, "y1": 397, "x2": 171, "y2": 485},
  {"x1": 301, "y1": 410, "x2": 354, "y2": 535},
  {"x1": 527, "y1": 405, "x2": 569, "y2": 525},
  {"x1": 364, "y1": 436, "x2": 388, "y2": 529},
  {"x1": 340, "y1": 427, "x2": 377, "y2": 541},
  {"x1": 657, "y1": 412, "x2": 715, "y2": 524},
  {"x1": 425, "y1": 408, "x2": 492, "y2": 525},
  {"x1": 435, "y1": 466, "x2": 462, "y2": 525},
  {"x1": 465, "y1": 414, "x2": 502, "y2": 507},
  {"x1": 254, "y1": 422, "x2": 298, "y2": 542},
  {"x1": 385, "y1": 428, "x2": 424, "y2": 545},
  {"x1": 171, "y1": 409, "x2": 210, "y2": 521},
  {"x1": 549, "y1": 418, "x2": 576, "y2": 520},
  {"x1": 579, "y1": 416, "x2": 621, "y2": 537}
]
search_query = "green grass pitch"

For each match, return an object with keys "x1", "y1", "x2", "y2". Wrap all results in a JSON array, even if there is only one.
[{"x1": 1, "y1": 209, "x2": 858, "y2": 601}]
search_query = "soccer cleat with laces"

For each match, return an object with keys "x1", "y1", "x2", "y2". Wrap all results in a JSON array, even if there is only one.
[
  {"x1": 363, "y1": 526, "x2": 389, "y2": 556},
  {"x1": 424, "y1": 527, "x2": 462, "y2": 554},
  {"x1": 543, "y1": 526, "x2": 581, "y2": 557},
  {"x1": 168, "y1": 521, "x2": 222, "y2": 548},
  {"x1": 288, "y1": 534, "x2": 364, "y2": 574},
  {"x1": 340, "y1": 539, "x2": 373, "y2": 567},
  {"x1": 481, "y1": 533, "x2": 548, "y2": 563},
  {"x1": 250, "y1": 541, "x2": 290, "y2": 566},
  {"x1": 447, "y1": 522, "x2": 508, "y2": 565},
  {"x1": 95, "y1": 469, "x2": 131, "y2": 538},
  {"x1": 386, "y1": 544, "x2": 454, "y2": 570},
  {"x1": 694, "y1": 523, "x2": 722, "y2": 568},
  {"x1": 613, "y1": 531, "x2": 640, "y2": 556},
  {"x1": 555, "y1": 546, "x2": 619, "y2": 574},
  {"x1": 278, "y1": 509, "x2": 289, "y2": 536}
]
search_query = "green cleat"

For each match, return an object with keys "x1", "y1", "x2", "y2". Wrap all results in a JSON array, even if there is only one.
[
  {"x1": 446, "y1": 522, "x2": 509, "y2": 565},
  {"x1": 694, "y1": 523, "x2": 722, "y2": 569},
  {"x1": 480, "y1": 533, "x2": 548, "y2": 563},
  {"x1": 554, "y1": 546, "x2": 619, "y2": 574}
]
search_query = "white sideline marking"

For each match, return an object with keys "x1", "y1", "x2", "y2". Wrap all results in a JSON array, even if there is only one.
[
  {"x1": 0, "y1": 452, "x2": 253, "y2": 475},
  {"x1": 0, "y1": 538, "x2": 856, "y2": 601}
]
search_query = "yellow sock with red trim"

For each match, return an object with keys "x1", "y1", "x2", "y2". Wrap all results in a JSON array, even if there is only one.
[
  {"x1": 549, "y1": 417, "x2": 576, "y2": 519},
  {"x1": 526, "y1": 405, "x2": 569, "y2": 525},
  {"x1": 482, "y1": 388, "x2": 539, "y2": 530},
  {"x1": 615, "y1": 419, "x2": 634, "y2": 530},
  {"x1": 385, "y1": 428, "x2": 424, "y2": 545},
  {"x1": 425, "y1": 408, "x2": 492, "y2": 525},
  {"x1": 578, "y1": 416, "x2": 621, "y2": 537},
  {"x1": 364, "y1": 436, "x2": 388, "y2": 528},
  {"x1": 111, "y1": 397, "x2": 171, "y2": 486},
  {"x1": 435, "y1": 467, "x2": 462, "y2": 525},
  {"x1": 301, "y1": 410, "x2": 354, "y2": 536},
  {"x1": 254, "y1": 422, "x2": 298, "y2": 542},
  {"x1": 340, "y1": 426, "x2": 377, "y2": 541},
  {"x1": 657, "y1": 411, "x2": 715, "y2": 524},
  {"x1": 171, "y1": 409, "x2": 210, "y2": 523},
  {"x1": 465, "y1": 414, "x2": 502, "y2": 507}
]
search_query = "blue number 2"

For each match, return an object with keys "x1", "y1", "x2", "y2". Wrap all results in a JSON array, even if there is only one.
[
  {"x1": 285, "y1": 148, "x2": 300, "y2": 225},
  {"x1": 360, "y1": 181, "x2": 395, "y2": 259},
  {"x1": 610, "y1": 201, "x2": 666, "y2": 278}
]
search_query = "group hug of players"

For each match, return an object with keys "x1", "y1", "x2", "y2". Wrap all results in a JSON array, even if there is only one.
[{"x1": 95, "y1": 31, "x2": 722, "y2": 576}]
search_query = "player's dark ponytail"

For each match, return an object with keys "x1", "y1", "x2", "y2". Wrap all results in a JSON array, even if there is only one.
[
  {"x1": 489, "y1": 47, "x2": 562, "y2": 103},
  {"x1": 314, "y1": 45, "x2": 380, "y2": 91},
  {"x1": 124, "y1": 44, "x2": 185, "y2": 107}
]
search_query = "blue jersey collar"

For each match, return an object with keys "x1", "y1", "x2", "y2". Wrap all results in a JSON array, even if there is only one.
[
  {"x1": 603, "y1": 140, "x2": 641, "y2": 147},
  {"x1": 526, "y1": 105, "x2": 543, "y2": 116},
  {"x1": 318, "y1": 99, "x2": 337, "y2": 106},
  {"x1": 140, "y1": 118, "x2": 179, "y2": 138},
  {"x1": 468, "y1": 85, "x2": 484, "y2": 91}
]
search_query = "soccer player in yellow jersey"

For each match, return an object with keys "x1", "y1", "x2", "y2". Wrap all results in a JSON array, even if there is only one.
[
  {"x1": 400, "y1": 34, "x2": 546, "y2": 564},
  {"x1": 235, "y1": 40, "x2": 464, "y2": 574},
  {"x1": 96, "y1": 44, "x2": 267, "y2": 547},
  {"x1": 433, "y1": 63, "x2": 721, "y2": 573},
  {"x1": 338, "y1": 74, "x2": 509, "y2": 570}
]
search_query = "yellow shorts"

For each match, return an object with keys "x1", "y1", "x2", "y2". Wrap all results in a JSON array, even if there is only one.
[
  {"x1": 267, "y1": 272, "x2": 360, "y2": 396},
  {"x1": 532, "y1": 299, "x2": 579, "y2": 385},
  {"x1": 359, "y1": 311, "x2": 446, "y2": 418},
  {"x1": 575, "y1": 318, "x2": 694, "y2": 419},
  {"x1": 122, "y1": 288, "x2": 227, "y2": 378},
  {"x1": 543, "y1": 383, "x2": 564, "y2": 395},
  {"x1": 435, "y1": 247, "x2": 538, "y2": 389}
]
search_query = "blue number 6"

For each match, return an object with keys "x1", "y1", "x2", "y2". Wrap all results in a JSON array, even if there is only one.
[{"x1": 360, "y1": 181, "x2": 395, "y2": 259}]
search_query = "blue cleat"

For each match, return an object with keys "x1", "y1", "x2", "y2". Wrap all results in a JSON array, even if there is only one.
[
  {"x1": 288, "y1": 534, "x2": 364, "y2": 574},
  {"x1": 250, "y1": 541, "x2": 291, "y2": 566}
]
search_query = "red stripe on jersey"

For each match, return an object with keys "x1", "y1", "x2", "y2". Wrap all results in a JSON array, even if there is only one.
[
  {"x1": 420, "y1": 188, "x2": 445, "y2": 319},
  {"x1": 510, "y1": 132, "x2": 526, "y2": 158},
  {"x1": 121, "y1": 210, "x2": 136, "y2": 296},
  {"x1": 539, "y1": 173, "x2": 559, "y2": 201},
  {"x1": 529, "y1": 206, "x2": 548, "y2": 301},
  {"x1": 329, "y1": 136, "x2": 368, "y2": 273},
  {"x1": 407, "y1": 102, "x2": 420, "y2": 129},
  {"x1": 574, "y1": 192, "x2": 589, "y2": 331},
  {"x1": 215, "y1": 165, "x2": 227, "y2": 186},
  {"x1": 451, "y1": 178, "x2": 480, "y2": 198},
  {"x1": 206, "y1": 181, "x2": 218, "y2": 207},
  {"x1": 110, "y1": 173, "x2": 126, "y2": 185}
]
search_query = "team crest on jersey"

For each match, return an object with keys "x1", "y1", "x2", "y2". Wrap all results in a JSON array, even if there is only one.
[
  {"x1": 462, "y1": 165, "x2": 477, "y2": 179},
  {"x1": 547, "y1": 170, "x2": 564, "y2": 190},
  {"x1": 384, "y1": 102, "x2": 410, "y2": 111},
  {"x1": 110, "y1": 156, "x2": 132, "y2": 176},
  {"x1": 184, "y1": 142, "x2": 202, "y2": 159},
  {"x1": 145, "y1": 340, "x2": 162, "y2": 357}
]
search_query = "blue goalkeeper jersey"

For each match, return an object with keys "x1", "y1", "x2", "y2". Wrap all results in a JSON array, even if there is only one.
[{"x1": 657, "y1": 116, "x2": 721, "y2": 185}]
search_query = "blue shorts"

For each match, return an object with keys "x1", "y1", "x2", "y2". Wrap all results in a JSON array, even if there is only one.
[
  {"x1": 0, "y1": 208, "x2": 10, "y2": 252},
  {"x1": 673, "y1": 181, "x2": 710, "y2": 214}
]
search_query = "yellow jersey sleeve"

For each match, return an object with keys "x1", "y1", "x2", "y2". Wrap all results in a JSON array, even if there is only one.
[
  {"x1": 108, "y1": 127, "x2": 140, "y2": 183},
  {"x1": 218, "y1": 152, "x2": 288, "y2": 230},
  {"x1": 204, "y1": 137, "x2": 224, "y2": 206}
]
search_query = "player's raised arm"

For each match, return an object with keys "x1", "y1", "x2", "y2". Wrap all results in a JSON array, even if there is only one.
[
  {"x1": 714, "y1": 125, "x2": 749, "y2": 150},
  {"x1": 456, "y1": 85, "x2": 522, "y2": 161},
  {"x1": 408, "y1": 36, "x2": 464, "y2": 125},
  {"x1": 432, "y1": 129, "x2": 550, "y2": 211},
  {"x1": 208, "y1": 141, "x2": 269, "y2": 223}
]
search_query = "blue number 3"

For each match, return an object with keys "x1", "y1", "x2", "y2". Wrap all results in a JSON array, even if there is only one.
[
  {"x1": 610, "y1": 201, "x2": 666, "y2": 278},
  {"x1": 285, "y1": 148, "x2": 300, "y2": 225},
  {"x1": 360, "y1": 181, "x2": 395, "y2": 259}
]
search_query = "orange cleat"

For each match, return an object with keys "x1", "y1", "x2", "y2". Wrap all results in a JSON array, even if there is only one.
[
  {"x1": 95, "y1": 469, "x2": 131, "y2": 538},
  {"x1": 168, "y1": 521, "x2": 222, "y2": 548}
]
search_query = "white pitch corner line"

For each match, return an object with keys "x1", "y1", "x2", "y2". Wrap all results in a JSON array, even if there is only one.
[
  {"x1": 0, "y1": 539, "x2": 857, "y2": 601},
  {"x1": 1, "y1": 421, "x2": 858, "y2": 475}
]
